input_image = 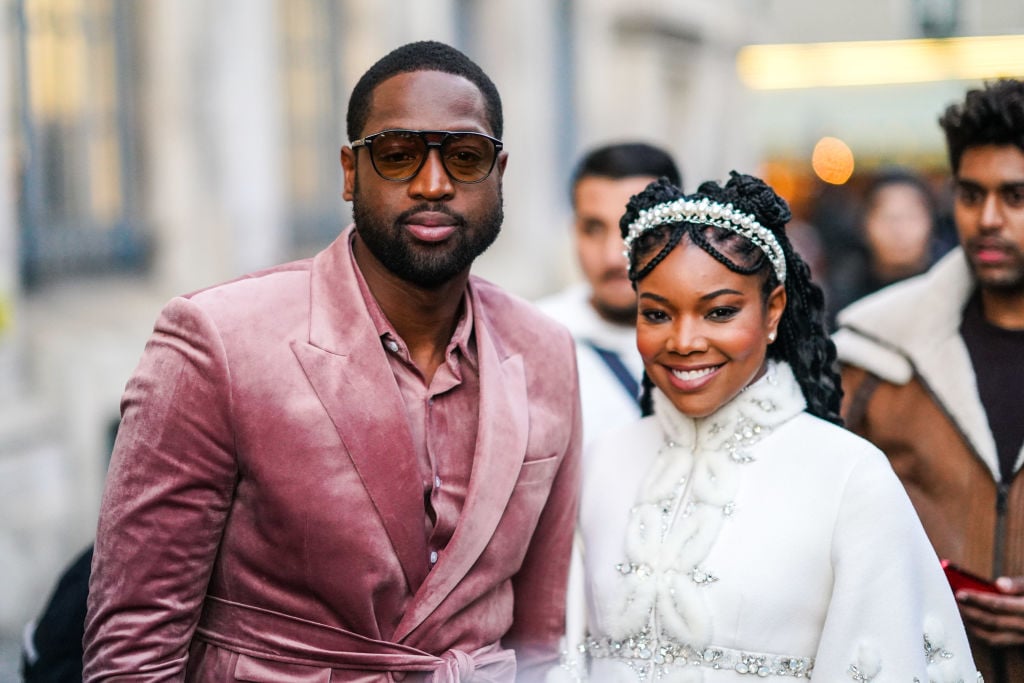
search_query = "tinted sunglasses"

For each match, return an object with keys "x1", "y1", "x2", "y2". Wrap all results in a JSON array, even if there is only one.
[{"x1": 351, "y1": 129, "x2": 503, "y2": 184}]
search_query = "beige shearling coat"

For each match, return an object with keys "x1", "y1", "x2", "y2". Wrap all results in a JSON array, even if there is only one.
[{"x1": 835, "y1": 247, "x2": 1024, "y2": 683}]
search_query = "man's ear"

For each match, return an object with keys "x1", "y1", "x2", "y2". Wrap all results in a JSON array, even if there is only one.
[
  {"x1": 341, "y1": 146, "x2": 356, "y2": 201},
  {"x1": 495, "y1": 150, "x2": 508, "y2": 180}
]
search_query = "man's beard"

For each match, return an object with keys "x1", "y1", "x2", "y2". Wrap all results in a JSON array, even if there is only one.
[
  {"x1": 591, "y1": 295, "x2": 637, "y2": 326},
  {"x1": 966, "y1": 239, "x2": 1024, "y2": 294},
  {"x1": 975, "y1": 267, "x2": 1024, "y2": 294},
  {"x1": 353, "y1": 195, "x2": 503, "y2": 289}
]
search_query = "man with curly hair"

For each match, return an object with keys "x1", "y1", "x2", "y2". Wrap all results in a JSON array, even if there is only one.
[{"x1": 835, "y1": 78, "x2": 1024, "y2": 682}]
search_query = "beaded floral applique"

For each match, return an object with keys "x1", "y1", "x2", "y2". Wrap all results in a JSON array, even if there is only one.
[
  {"x1": 917, "y1": 616, "x2": 983, "y2": 683},
  {"x1": 851, "y1": 622, "x2": 982, "y2": 683}
]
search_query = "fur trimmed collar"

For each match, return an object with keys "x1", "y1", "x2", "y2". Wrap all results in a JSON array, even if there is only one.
[{"x1": 834, "y1": 248, "x2": 1001, "y2": 476}]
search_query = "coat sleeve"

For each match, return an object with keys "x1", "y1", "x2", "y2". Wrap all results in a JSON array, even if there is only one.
[
  {"x1": 83, "y1": 297, "x2": 238, "y2": 682},
  {"x1": 504, "y1": 330, "x2": 584, "y2": 683},
  {"x1": 812, "y1": 452, "x2": 979, "y2": 682}
]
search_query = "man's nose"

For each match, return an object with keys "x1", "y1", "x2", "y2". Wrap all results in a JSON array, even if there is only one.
[
  {"x1": 408, "y1": 148, "x2": 455, "y2": 200},
  {"x1": 603, "y1": 231, "x2": 627, "y2": 268},
  {"x1": 978, "y1": 193, "x2": 1005, "y2": 231}
]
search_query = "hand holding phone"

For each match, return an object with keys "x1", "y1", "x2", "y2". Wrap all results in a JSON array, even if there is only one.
[{"x1": 941, "y1": 559, "x2": 1001, "y2": 595}]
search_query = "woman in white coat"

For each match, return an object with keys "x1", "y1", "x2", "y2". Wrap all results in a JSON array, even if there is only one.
[{"x1": 559, "y1": 173, "x2": 980, "y2": 682}]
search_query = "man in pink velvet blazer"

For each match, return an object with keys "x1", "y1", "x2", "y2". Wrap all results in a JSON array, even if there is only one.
[{"x1": 83, "y1": 41, "x2": 582, "y2": 682}]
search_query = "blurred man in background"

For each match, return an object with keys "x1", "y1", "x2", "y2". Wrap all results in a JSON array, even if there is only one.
[
  {"x1": 834, "y1": 78, "x2": 1024, "y2": 682},
  {"x1": 537, "y1": 142, "x2": 681, "y2": 446}
]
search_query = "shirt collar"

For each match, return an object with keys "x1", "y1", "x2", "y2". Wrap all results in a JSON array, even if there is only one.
[{"x1": 348, "y1": 233, "x2": 477, "y2": 366}]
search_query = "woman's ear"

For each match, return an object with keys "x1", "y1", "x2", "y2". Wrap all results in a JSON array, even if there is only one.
[{"x1": 766, "y1": 284, "x2": 787, "y2": 341}]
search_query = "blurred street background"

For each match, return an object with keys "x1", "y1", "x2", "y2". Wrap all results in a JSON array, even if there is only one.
[{"x1": 1, "y1": 0, "x2": 1022, "y2": 678}]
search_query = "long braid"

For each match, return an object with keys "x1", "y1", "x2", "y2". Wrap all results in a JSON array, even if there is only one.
[
  {"x1": 621, "y1": 178, "x2": 685, "y2": 412},
  {"x1": 770, "y1": 240, "x2": 844, "y2": 425},
  {"x1": 715, "y1": 172, "x2": 844, "y2": 425},
  {"x1": 639, "y1": 372, "x2": 656, "y2": 417}
]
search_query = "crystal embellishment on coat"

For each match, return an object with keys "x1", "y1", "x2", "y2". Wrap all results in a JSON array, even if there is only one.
[
  {"x1": 585, "y1": 633, "x2": 814, "y2": 679},
  {"x1": 689, "y1": 566, "x2": 718, "y2": 585}
]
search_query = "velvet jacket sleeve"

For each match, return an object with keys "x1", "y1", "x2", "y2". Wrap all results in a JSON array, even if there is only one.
[
  {"x1": 504, "y1": 330, "x2": 583, "y2": 682},
  {"x1": 83, "y1": 297, "x2": 237, "y2": 681}
]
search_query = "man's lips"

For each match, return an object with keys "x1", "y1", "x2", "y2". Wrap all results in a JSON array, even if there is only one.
[
  {"x1": 404, "y1": 212, "x2": 457, "y2": 242},
  {"x1": 970, "y1": 240, "x2": 1016, "y2": 265},
  {"x1": 600, "y1": 270, "x2": 631, "y2": 284}
]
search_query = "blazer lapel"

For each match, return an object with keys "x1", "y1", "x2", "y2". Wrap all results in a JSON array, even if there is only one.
[
  {"x1": 393, "y1": 308, "x2": 529, "y2": 641},
  {"x1": 293, "y1": 229, "x2": 429, "y2": 593}
]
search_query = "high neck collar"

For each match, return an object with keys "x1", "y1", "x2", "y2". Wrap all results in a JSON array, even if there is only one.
[{"x1": 651, "y1": 360, "x2": 808, "y2": 455}]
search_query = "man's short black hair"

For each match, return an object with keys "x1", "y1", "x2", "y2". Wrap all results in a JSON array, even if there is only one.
[
  {"x1": 346, "y1": 40, "x2": 503, "y2": 141},
  {"x1": 939, "y1": 78, "x2": 1024, "y2": 174},
  {"x1": 569, "y1": 142, "x2": 682, "y2": 207}
]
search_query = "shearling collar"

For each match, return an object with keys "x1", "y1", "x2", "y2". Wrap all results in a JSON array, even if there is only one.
[{"x1": 833, "y1": 248, "x2": 1001, "y2": 477}]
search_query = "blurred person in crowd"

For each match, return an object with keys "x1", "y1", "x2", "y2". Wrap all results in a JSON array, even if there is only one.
[
  {"x1": 21, "y1": 545, "x2": 92, "y2": 682},
  {"x1": 828, "y1": 168, "x2": 944, "y2": 318},
  {"x1": 536, "y1": 142, "x2": 681, "y2": 446},
  {"x1": 83, "y1": 40, "x2": 581, "y2": 682},
  {"x1": 835, "y1": 78, "x2": 1024, "y2": 682},
  {"x1": 557, "y1": 173, "x2": 977, "y2": 681},
  {"x1": 784, "y1": 217, "x2": 828, "y2": 285}
]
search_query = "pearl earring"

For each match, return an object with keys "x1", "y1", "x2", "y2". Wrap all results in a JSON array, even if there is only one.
[{"x1": 768, "y1": 331, "x2": 776, "y2": 342}]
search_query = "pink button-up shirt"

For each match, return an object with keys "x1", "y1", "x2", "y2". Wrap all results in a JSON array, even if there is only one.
[{"x1": 352, "y1": 250, "x2": 479, "y2": 569}]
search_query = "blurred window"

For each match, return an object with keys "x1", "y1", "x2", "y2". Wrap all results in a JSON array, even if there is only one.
[
  {"x1": 279, "y1": 0, "x2": 348, "y2": 254},
  {"x1": 14, "y1": 0, "x2": 146, "y2": 288},
  {"x1": 914, "y1": 0, "x2": 959, "y2": 38}
]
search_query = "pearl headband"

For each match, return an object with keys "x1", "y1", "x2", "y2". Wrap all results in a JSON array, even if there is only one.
[{"x1": 623, "y1": 196, "x2": 787, "y2": 283}]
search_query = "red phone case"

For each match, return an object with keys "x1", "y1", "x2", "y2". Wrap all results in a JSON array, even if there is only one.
[{"x1": 941, "y1": 559, "x2": 1001, "y2": 594}]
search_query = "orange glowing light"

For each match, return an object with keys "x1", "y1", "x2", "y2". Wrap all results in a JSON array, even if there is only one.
[{"x1": 811, "y1": 137, "x2": 855, "y2": 185}]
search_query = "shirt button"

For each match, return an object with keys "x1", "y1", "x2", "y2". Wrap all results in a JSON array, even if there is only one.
[
  {"x1": 430, "y1": 550, "x2": 439, "y2": 564},
  {"x1": 434, "y1": 476, "x2": 442, "y2": 489},
  {"x1": 385, "y1": 339, "x2": 399, "y2": 353}
]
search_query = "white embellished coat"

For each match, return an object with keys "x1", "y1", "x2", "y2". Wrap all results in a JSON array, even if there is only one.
[{"x1": 565, "y1": 361, "x2": 979, "y2": 682}]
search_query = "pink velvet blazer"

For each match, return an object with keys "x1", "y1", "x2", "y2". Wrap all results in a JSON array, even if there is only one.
[{"x1": 83, "y1": 227, "x2": 582, "y2": 682}]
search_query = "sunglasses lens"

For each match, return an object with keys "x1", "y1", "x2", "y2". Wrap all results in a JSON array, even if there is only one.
[
  {"x1": 441, "y1": 134, "x2": 497, "y2": 182},
  {"x1": 369, "y1": 131, "x2": 429, "y2": 180},
  {"x1": 365, "y1": 131, "x2": 498, "y2": 182}
]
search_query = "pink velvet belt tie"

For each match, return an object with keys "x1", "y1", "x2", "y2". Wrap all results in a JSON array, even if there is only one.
[{"x1": 194, "y1": 596, "x2": 516, "y2": 682}]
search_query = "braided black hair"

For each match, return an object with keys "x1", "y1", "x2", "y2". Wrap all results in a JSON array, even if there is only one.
[{"x1": 621, "y1": 172, "x2": 844, "y2": 425}]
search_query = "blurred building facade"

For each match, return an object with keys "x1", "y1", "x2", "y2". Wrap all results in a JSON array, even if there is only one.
[{"x1": 0, "y1": 0, "x2": 1020, "y2": 653}]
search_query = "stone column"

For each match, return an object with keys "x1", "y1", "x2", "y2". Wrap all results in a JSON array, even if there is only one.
[
  {"x1": 0, "y1": 0, "x2": 19, "y2": 402},
  {"x1": 470, "y1": 0, "x2": 568, "y2": 299},
  {"x1": 142, "y1": 0, "x2": 286, "y2": 298}
]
